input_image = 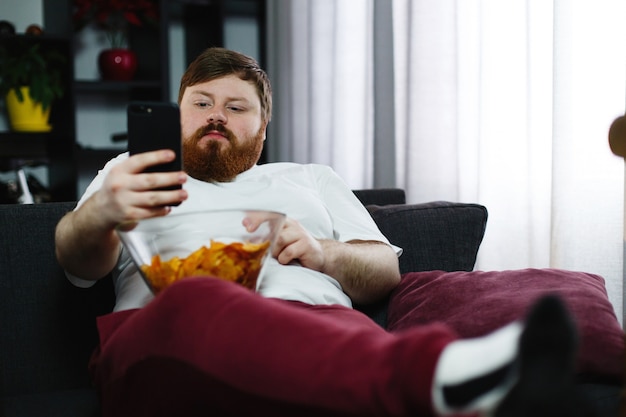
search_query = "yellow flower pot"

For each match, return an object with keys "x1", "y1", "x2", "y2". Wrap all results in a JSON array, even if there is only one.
[{"x1": 5, "y1": 87, "x2": 52, "y2": 132}]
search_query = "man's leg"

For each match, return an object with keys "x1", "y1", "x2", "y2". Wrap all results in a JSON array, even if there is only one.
[
  {"x1": 91, "y1": 278, "x2": 580, "y2": 417},
  {"x1": 91, "y1": 277, "x2": 456, "y2": 417}
]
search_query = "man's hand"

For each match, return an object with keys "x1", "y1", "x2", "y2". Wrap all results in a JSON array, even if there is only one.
[
  {"x1": 96, "y1": 150, "x2": 188, "y2": 227},
  {"x1": 246, "y1": 216, "x2": 401, "y2": 305},
  {"x1": 55, "y1": 150, "x2": 188, "y2": 281},
  {"x1": 270, "y1": 218, "x2": 325, "y2": 270}
]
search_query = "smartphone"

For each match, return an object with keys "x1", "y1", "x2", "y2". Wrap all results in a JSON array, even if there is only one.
[{"x1": 127, "y1": 101, "x2": 182, "y2": 191}]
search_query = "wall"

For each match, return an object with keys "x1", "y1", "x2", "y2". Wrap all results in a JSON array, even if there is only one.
[{"x1": 0, "y1": 0, "x2": 42, "y2": 30}]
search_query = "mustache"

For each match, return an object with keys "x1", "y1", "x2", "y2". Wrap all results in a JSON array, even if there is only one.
[{"x1": 192, "y1": 123, "x2": 235, "y2": 142}]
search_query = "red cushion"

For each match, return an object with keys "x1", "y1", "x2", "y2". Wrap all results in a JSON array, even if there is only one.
[{"x1": 387, "y1": 268, "x2": 624, "y2": 381}]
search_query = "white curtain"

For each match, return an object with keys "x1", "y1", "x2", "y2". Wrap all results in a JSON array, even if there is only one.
[
  {"x1": 267, "y1": 0, "x2": 625, "y2": 326},
  {"x1": 266, "y1": 0, "x2": 375, "y2": 187}
]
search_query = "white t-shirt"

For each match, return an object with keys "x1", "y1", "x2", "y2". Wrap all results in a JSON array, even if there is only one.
[{"x1": 67, "y1": 153, "x2": 400, "y2": 311}]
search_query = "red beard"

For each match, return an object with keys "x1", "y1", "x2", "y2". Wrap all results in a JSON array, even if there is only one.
[{"x1": 182, "y1": 123, "x2": 264, "y2": 182}]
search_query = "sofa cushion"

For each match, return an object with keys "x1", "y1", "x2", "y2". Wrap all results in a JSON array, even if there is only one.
[
  {"x1": 367, "y1": 202, "x2": 488, "y2": 274},
  {"x1": 386, "y1": 269, "x2": 624, "y2": 382}
]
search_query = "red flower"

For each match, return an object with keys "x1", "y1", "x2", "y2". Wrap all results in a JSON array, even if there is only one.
[{"x1": 73, "y1": 0, "x2": 159, "y2": 48}]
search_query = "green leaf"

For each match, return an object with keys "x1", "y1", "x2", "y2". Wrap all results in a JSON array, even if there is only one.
[{"x1": 0, "y1": 39, "x2": 66, "y2": 109}]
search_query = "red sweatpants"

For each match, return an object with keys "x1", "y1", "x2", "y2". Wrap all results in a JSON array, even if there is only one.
[{"x1": 90, "y1": 277, "x2": 458, "y2": 417}]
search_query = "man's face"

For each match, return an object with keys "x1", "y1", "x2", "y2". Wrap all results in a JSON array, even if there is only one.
[{"x1": 179, "y1": 74, "x2": 266, "y2": 182}]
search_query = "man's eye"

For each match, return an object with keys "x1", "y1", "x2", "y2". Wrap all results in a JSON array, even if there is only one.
[
  {"x1": 196, "y1": 102, "x2": 211, "y2": 108},
  {"x1": 228, "y1": 106, "x2": 244, "y2": 112}
]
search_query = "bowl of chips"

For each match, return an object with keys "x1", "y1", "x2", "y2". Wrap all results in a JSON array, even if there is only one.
[{"x1": 116, "y1": 209, "x2": 286, "y2": 294}]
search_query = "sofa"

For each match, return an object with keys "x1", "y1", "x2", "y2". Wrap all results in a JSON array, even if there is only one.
[{"x1": 0, "y1": 189, "x2": 623, "y2": 417}]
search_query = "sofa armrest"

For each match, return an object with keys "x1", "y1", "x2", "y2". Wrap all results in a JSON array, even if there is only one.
[{"x1": 367, "y1": 201, "x2": 488, "y2": 274}]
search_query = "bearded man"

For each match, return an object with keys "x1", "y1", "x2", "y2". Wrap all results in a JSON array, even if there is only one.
[{"x1": 55, "y1": 47, "x2": 580, "y2": 417}]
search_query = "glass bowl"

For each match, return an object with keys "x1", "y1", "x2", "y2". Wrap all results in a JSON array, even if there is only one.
[{"x1": 116, "y1": 209, "x2": 286, "y2": 294}]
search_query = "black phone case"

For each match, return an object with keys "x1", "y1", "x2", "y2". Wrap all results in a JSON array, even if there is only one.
[{"x1": 127, "y1": 102, "x2": 182, "y2": 191}]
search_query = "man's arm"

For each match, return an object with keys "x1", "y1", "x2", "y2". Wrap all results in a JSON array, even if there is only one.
[
  {"x1": 318, "y1": 239, "x2": 400, "y2": 305},
  {"x1": 55, "y1": 193, "x2": 124, "y2": 280},
  {"x1": 268, "y1": 218, "x2": 401, "y2": 305}
]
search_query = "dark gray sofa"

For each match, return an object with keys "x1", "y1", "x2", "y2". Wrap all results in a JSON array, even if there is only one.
[{"x1": 0, "y1": 189, "x2": 621, "y2": 416}]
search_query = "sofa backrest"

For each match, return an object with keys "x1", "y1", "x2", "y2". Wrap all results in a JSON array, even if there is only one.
[{"x1": 353, "y1": 188, "x2": 406, "y2": 206}]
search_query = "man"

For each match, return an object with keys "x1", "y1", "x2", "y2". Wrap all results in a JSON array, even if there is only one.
[{"x1": 55, "y1": 47, "x2": 580, "y2": 417}]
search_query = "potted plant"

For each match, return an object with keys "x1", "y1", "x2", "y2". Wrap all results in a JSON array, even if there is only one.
[
  {"x1": 0, "y1": 40, "x2": 66, "y2": 132},
  {"x1": 73, "y1": 0, "x2": 159, "y2": 81}
]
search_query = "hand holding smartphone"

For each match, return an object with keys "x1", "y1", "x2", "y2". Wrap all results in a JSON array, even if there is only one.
[{"x1": 127, "y1": 101, "x2": 183, "y2": 192}]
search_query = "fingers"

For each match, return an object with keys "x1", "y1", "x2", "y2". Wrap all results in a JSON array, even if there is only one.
[
  {"x1": 124, "y1": 187, "x2": 188, "y2": 210},
  {"x1": 126, "y1": 151, "x2": 188, "y2": 204},
  {"x1": 130, "y1": 171, "x2": 187, "y2": 193},
  {"x1": 119, "y1": 203, "x2": 173, "y2": 223},
  {"x1": 242, "y1": 210, "x2": 282, "y2": 233},
  {"x1": 270, "y1": 218, "x2": 324, "y2": 270},
  {"x1": 115, "y1": 150, "x2": 185, "y2": 189},
  {"x1": 127, "y1": 149, "x2": 178, "y2": 174},
  {"x1": 98, "y1": 151, "x2": 188, "y2": 222}
]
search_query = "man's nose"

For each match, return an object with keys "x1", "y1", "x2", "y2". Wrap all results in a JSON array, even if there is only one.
[{"x1": 207, "y1": 108, "x2": 227, "y2": 124}]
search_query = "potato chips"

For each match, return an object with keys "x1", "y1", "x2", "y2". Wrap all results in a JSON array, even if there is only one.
[{"x1": 140, "y1": 239, "x2": 270, "y2": 293}]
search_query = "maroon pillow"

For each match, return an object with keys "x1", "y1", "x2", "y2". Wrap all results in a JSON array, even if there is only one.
[{"x1": 387, "y1": 268, "x2": 624, "y2": 381}]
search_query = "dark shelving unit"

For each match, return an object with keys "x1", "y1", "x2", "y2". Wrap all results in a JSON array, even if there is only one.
[
  {"x1": 74, "y1": 80, "x2": 162, "y2": 92},
  {"x1": 0, "y1": 34, "x2": 77, "y2": 201}
]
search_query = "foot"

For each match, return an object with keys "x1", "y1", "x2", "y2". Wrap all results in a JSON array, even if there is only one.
[{"x1": 495, "y1": 295, "x2": 590, "y2": 417}]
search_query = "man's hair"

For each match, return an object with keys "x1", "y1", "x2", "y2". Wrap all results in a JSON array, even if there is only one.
[{"x1": 178, "y1": 47, "x2": 272, "y2": 123}]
